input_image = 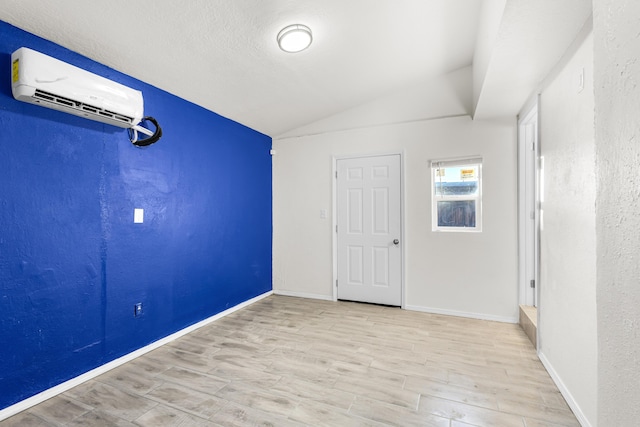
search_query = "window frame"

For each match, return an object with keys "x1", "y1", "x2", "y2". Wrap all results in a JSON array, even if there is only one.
[{"x1": 431, "y1": 157, "x2": 483, "y2": 232}]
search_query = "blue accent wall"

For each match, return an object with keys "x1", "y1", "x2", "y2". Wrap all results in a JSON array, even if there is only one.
[{"x1": 0, "y1": 21, "x2": 272, "y2": 410}]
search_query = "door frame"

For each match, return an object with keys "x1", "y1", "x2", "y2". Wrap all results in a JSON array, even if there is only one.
[
  {"x1": 332, "y1": 151, "x2": 406, "y2": 308},
  {"x1": 518, "y1": 99, "x2": 541, "y2": 308}
]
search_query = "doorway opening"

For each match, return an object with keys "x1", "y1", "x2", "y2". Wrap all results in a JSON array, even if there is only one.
[{"x1": 518, "y1": 101, "x2": 540, "y2": 347}]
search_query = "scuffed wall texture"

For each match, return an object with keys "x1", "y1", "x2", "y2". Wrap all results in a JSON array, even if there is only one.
[
  {"x1": 0, "y1": 21, "x2": 272, "y2": 410},
  {"x1": 539, "y1": 31, "x2": 597, "y2": 426},
  {"x1": 593, "y1": 0, "x2": 640, "y2": 424}
]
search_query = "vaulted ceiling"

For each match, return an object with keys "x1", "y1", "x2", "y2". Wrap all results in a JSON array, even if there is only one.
[{"x1": 0, "y1": 0, "x2": 592, "y2": 137}]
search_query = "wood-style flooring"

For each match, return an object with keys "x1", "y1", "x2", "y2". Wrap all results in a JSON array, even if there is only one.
[{"x1": 2, "y1": 295, "x2": 578, "y2": 426}]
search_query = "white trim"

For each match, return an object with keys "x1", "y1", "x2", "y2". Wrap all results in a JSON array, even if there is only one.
[
  {"x1": 430, "y1": 157, "x2": 483, "y2": 168},
  {"x1": 538, "y1": 351, "x2": 592, "y2": 427},
  {"x1": 332, "y1": 156, "x2": 338, "y2": 302},
  {"x1": 399, "y1": 149, "x2": 406, "y2": 309},
  {"x1": 273, "y1": 289, "x2": 334, "y2": 301},
  {"x1": 405, "y1": 304, "x2": 518, "y2": 324},
  {"x1": 0, "y1": 290, "x2": 273, "y2": 422}
]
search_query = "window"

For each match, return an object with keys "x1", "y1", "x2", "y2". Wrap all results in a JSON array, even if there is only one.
[{"x1": 431, "y1": 157, "x2": 482, "y2": 231}]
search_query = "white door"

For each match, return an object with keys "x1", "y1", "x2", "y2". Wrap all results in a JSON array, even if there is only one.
[
  {"x1": 519, "y1": 105, "x2": 540, "y2": 307},
  {"x1": 336, "y1": 154, "x2": 402, "y2": 306}
]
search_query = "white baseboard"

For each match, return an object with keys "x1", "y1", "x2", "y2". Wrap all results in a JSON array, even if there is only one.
[
  {"x1": 538, "y1": 351, "x2": 592, "y2": 427},
  {"x1": 273, "y1": 289, "x2": 334, "y2": 301},
  {"x1": 405, "y1": 304, "x2": 518, "y2": 324},
  {"x1": 0, "y1": 290, "x2": 274, "y2": 422}
]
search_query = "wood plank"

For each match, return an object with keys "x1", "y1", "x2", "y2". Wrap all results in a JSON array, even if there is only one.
[{"x1": 3, "y1": 295, "x2": 578, "y2": 426}]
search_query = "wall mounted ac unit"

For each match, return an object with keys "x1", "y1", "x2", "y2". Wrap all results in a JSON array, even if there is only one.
[
  {"x1": 11, "y1": 47, "x2": 144, "y2": 128},
  {"x1": 11, "y1": 47, "x2": 161, "y2": 146}
]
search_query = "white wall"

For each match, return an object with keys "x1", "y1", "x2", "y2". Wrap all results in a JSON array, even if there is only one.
[
  {"x1": 273, "y1": 115, "x2": 518, "y2": 322},
  {"x1": 593, "y1": 0, "x2": 640, "y2": 424},
  {"x1": 472, "y1": 0, "x2": 507, "y2": 114},
  {"x1": 538, "y1": 30, "x2": 597, "y2": 426},
  {"x1": 277, "y1": 67, "x2": 472, "y2": 140}
]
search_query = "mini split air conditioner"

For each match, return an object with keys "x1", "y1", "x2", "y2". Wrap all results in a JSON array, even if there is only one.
[{"x1": 11, "y1": 47, "x2": 161, "y2": 146}]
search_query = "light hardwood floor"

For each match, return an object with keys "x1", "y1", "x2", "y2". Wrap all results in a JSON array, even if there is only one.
[{"x1": 2, "y1": 295, "x2": 578, "y2": 426}]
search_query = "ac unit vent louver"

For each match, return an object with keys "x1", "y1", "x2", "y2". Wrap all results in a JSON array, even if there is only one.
[{"x1": 32, "y1": 89, "x2": 135, "y2": 126}]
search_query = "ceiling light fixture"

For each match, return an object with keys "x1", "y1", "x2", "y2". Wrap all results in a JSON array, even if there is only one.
[{"x1": 277, "y1": 24, "x2": 312, "y2": 53}]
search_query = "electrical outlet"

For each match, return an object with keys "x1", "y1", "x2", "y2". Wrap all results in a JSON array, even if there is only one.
[{"x1": 134, "y1": 302, "x2": 143, "y2": 317}]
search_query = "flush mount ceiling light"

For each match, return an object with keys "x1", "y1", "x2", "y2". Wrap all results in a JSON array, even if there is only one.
[{"x1": 277, "y1": 24, "x2": 312, "y2": 53}]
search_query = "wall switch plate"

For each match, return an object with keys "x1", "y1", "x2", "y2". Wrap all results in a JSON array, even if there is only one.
[
  {"x1": 134, "y1": 208, "x2": 144, "y2": 223},
  {"x1": 320, "y1": 209, "x2": 327, "y2": 219},
  {"x1": 134, "y1": 303, "x2": 143, "y2": 317},
  {"x1": 578, "y1": 67, "x2": 585, "y2": 93}
]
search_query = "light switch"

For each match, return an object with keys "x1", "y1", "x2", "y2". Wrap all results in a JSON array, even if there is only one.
[
  {"x1": 134, "y1": 208, "x2": 144, "y2": 223},
  {"x1": 320, "y1": 209, "x2": 327, "y2": 219},
  {"x1": 578, "y1": 67, "x2": 585, "y2": 93}
]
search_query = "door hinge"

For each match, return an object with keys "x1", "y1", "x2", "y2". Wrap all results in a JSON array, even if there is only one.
[
  {"x1": 531, "y1": 142, "x2": 535, "y2": 151},
  {"x1": 336, "y1": 279, "x2": 338, "y2": 288},
  {"x1": 335, "y1": 171, "x2": 338, "y2": 179},
  {"x1": 530, "y1": 279, "x2": 536, "y2": 289},
  {"x1": 335, "y1": 225, "x2": 338, "y2": 233}
]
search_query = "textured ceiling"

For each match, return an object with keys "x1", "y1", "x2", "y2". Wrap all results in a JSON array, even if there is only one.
[{"x1": 0, "y1": 0, "x2": 482, "y2": 137}]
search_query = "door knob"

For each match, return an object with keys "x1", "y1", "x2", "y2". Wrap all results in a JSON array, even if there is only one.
[{"x1": 393, "y1": 239, "x2": 399, "y2": 245}]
